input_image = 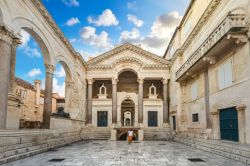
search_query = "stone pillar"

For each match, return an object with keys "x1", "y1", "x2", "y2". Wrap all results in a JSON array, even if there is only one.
[
  {"x1": 211, "y1": 111, "x2": 220, "y2": 140},
  {"x1": 42, "y1": 64, "x2": 55, "y2": 129},
  {"x1": 236, "y1": 105, "x2": 246, "y2": 144},
  {"x1": 34, "y1": 80, "x2": 41, "y2": 105},
  {"x1": 204, "y1": 70, "x2": 212, "y2": 128},
  {"x1": 87, "y1": 79, "x2": 93, "y2": 124},
  {"x1": 9, "y1": 38, "x2": 21, "y2": 94},
  {"x1": 138, "y1": 78, "x2": 144, "y2": 125},
  {"x1": 112, "y1": 78, "x2": 118, "y2": 125},
  {"x1": 0, "y1": 26, "x2": 16, "y2": 129},
  {"x1": 162, "y1": 79, "x2": 169, "y2": 124}
]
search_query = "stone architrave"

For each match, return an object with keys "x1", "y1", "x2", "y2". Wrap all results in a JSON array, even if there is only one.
[{"x1": 43, "y1": 64, "x2": 55, "y2": 129}]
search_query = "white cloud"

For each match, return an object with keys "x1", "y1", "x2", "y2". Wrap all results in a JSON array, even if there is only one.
[
  {"x1": 62, "y1": 0, "x2": 79, "y2": 7},
  {"x1": 24, "y1": 46, "x2": 41, "y2": 58},
  {"x1": 54, "y1": 66, "x2": 66, "y2": 78},
  {"x1": 53, "y1": 78, "x2": 65, "y2": 97},
  {"x1": 27, "y1": 68, "x2": 42, "y2": 77},
  {"x1": 127, "y1": 1, "x2": 137, "y2": 10},
  {"x1": 88, "y1": 9, "x2": 119, "y2": 26},
  {"x1": 80, "y1": 26, "x2": 113, "y2": 50},
  {"x1": 69, "y1": 38, "x2": 77, "y2": 43},
  {"x1": 20, "y1": 30, "x2": 30, "y2": 47},
  {"x1": 119, "y1": 28, "x2": 141, "y2": 43},
  {"x1": 118, "y1": 11, "x2": 182, "y2": 55},
  {"x1": 65, "y1": 17, "x2": 80, "y2": 26},
  {"x1": 127, "y1": 14, "x2": 143, "y2": 27}
]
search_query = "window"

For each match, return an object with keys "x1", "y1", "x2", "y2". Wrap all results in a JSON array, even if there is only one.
[
  {"x1": 192, "y1": 113, "x2": 199, "y2": 122},
  {"x1": 218, "y1": 59, "x2": 233, "y2": 90},
  {"x1": 20, "y1": 89, "x2": 27, "y2": 99},
  {"x1": 191, "y1": 81, "x2": 198, "y2": 100}
]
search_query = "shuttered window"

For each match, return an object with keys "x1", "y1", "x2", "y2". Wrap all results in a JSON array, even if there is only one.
[{"x1": 218, "y1": 59, "x2": 233, "y2": 90}]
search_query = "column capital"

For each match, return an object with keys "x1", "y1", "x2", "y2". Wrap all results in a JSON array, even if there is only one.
[
  {"x1": 45, "y1": 64, "x2": 55, "y2": 74},
  {"x1": 236, "y1": 105, "x2": 246, "y2": 112},
  {"x1": 0, "y1": 26, "x2": 19, "y2": 45},
  {"x1": 87, "y1": 78, "x2": 94, "y2": 85},
  {"x1": 65, "y1": 81, "x2": 74, "y2": 88},
  {"x1": 137, "y1": 77, "x2": 144, "y2": 84},
  {"x1": 162, "y1": 79, "x2": 168, "y2": 85},
  {"x1": 112, "y1": 77, "x2": 118, "y2": 84}
]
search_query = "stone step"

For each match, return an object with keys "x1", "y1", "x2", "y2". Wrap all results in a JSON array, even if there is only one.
[
  {"x1": 0, "y1": 137, "x2": 81, "y2": 165},
  {"x1": 174, "y1": 136, "x2": 250, "y2": 165},
  {"x1": 80, "y1": 129, "x2": 111, "y2": 140},
  {"x1": 144, "y1": 129, "x2": 173, "y2": 141}
]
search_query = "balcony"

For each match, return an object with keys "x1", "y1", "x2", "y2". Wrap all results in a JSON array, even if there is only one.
[{"x1": 176, "y1": 14, "x2": 249, "y2": 82}]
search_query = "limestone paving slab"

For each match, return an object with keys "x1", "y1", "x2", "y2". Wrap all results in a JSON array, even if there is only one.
[{"x1": 2, "y1": 141, "x2": 248, "y2": 166}]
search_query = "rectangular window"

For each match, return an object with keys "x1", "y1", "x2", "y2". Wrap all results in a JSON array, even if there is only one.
[
  {"x1": 218, "y1": 59, "x2": 233, "y2": 90},
  {"x1": 191, "y1": 81, "x2": 198, "y2": 100},
  {"x1": 192, "y1": 113, "x2": 199, "y2": 122}
]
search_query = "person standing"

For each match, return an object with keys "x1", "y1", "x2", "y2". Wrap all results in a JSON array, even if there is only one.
[{"x1": 128, "y1": 129, "x2": 133, "y2": 143}]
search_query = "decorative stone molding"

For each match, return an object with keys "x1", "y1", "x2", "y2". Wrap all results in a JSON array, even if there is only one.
[
  {"x1": 112, "y1": 78, "x2": 118, "y2": 85},
  {"x1": 65, "y1": 81, "x2": 74, "y2": 88},
  {"x1": 148, "y1": 84, "x2": 158, "y2": 100},
  {"x1": 87, "y1": 43, "x2": 170, "y2": 66},
  {"x1": 137, "y1": 78, "x2": 144, "y2": 84},
  {"x1": 45, "y1": 64, "x2": 55, "y2": 74},
  {"x1": 162, "y1": 79, "x2": 168, "y2": 85},
  {"x1": 30, "y1": 0, "x2": 87, "y2": 67},
  {"x1": 98, "y1": 84, "x2": 108, "y2": 99},
  {"x1": 0, "y1": 26, "x2": 19, "y2": 45},
  {"x1": 169, "y1": 0, "x2": 222, "y2": 65},
  {"x1": 176, "y1": 14, "x2": 248, "y2": 81},
  {"x1": 236, "y1": 105, "x2": 247, "y2": 111},
  {"x1": 87, "y1": 78, "x2": 94, "y2": 85}
]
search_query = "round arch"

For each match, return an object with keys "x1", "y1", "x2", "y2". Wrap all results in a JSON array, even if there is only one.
[
  {"x1": 121, "y1": 99, "x2": 135, "y2": 127},
  {"x1": 12, "y1": 17, "x2": 54, "y2": 65},
  {"x1": 55, "y1": 55, "x2": 74, "y2": 82}
]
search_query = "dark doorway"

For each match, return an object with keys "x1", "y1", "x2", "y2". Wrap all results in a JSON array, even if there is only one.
[
  {"x1": 148, "y1": 111, "x2": 158, "y2": 127},
  {"x1": 219, "y1": 107, "x2": 239, "y2": 142},
  {"x1": 97, "y1": 111, "x2": 108, "y2": 127},
  {"x1": 172, "y1": 116, "x2": 176, "y2": 131},
  {"x1": 121, "y1": 99, "x2": 135, "y2": 127}
]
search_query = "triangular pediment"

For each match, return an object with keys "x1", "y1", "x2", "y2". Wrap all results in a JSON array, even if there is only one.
[{"x1": 87, "y1": 43, "x2": 170, "y2": 70}]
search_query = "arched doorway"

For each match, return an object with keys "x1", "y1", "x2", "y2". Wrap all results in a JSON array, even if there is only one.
[
  {"x1": 121, "y1": 99, "x2": 135, "y2": 127},
  {"x1": 117, "y1": 70, "x2": 138, "y2": 93}
]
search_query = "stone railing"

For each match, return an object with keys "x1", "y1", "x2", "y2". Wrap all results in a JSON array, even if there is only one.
[{"x1": 176, "y1": 14, "x2": 248, "y2": 81}]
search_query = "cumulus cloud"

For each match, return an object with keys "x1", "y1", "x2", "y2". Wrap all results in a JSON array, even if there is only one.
[
  {"x1": 65, "y1": 17, "x2": 80, "y2": 26},
  {"x1": 62, "y1": 0, "x2": 79, "y2": 7},
  {"x1": 27, "y1": 68, "x2": 42, "y2": 77},
  {"x1": 20, "y1": 30, "x2": 41, "y2": 58},
  {"x1": 54, "y1": 66, "x2": 66, "y2": 78},
  {"x1": 69, "y1": 38, "x2": 77, "y2": 43},
  {"x1": 53, "y1": 78, "x2": 65, "y2": 97},
  {"x1": 80, "y1": 26, "x2": 113, "y2": 50},
  {"x1": 88, "y1": 9, "x2": 119, "y2": 26},
  {"x1": 127, "y1": 14, "x2": 143, "y2": 27},
  {"x1": 119, "y1": 11, "x2": 182, "y2": 55},
  {"x1": 119, "y1": 28, "x2": 141, "y2": 43}
]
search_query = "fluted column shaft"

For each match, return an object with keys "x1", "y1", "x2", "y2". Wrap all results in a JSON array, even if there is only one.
[
  {"x1": 87, "y1": 79, "x2": 93, "y2": 124},
  {"x1": 0, "y1": 26, "x2": 17, "y2": 129},
  {"x1": 42, "y1": 64, "x2": 55, "y2": 129},
  {"x1": 112, "y1": 78, "x2": 118, "y2": 124},
  {"x1": 163, "y1": 79, "x2": 169, "y2": 123},
  {"x1": 138, "y1": 78, "x2": 144, "y2": 124}
]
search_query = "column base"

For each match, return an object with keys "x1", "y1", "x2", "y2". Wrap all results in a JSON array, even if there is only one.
[
  {"x1": 138, "y1": 129, "x2": 144, "y2": 141},
  {"x1": 7, "y1": 93, "x2": 22, "y2": 130},
  {"x1": 110, "y1": 123, "x2": 117, "y2": 129},
  {"x1": 162, "y1": 123, "x2": 170, "y2": 128},
  {"x1": 139, "y1": 123, "x2": 144, "y2": 129},
  {"x1": 110, "y1": 129, "x2": 117, "y2": 141}
]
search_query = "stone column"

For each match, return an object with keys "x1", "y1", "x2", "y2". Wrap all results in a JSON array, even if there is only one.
[
  {"x1": 0, "y1": 26, "x2": 16, "y2": 129},
  {"x1": 162, "y1": 79, "x2": 169, "y2": 123},
  {"x1": 87, "y1": 79, "x2": 93, "y2": 124},
  {"x1": 42, "y1": 64, "x2": 55, "y2": 129},
  {"x1": 204, "y1": 70, "x2": 212, "y2": 128},
  {"x1": 211, "y1": 111, "x2": 220, "y2": 140},
  {"x1": 236, "y1": 105, "x2": 246, "y2": 144},
  {"x1": 138, "y1": 78, "x2": 144, "y2": 125},
  {"x1": 112, "y1": 78, "x2": 118, "y2": 124},
  {"x1": 9, "y1": 38, "x2": 21, "y2": 94}
]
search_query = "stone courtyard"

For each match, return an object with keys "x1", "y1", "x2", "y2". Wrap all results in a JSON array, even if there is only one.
[{"x1": 2, "y1": 140, "x2": 247, "y2": 166}]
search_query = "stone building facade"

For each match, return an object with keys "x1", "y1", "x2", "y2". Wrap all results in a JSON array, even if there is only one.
[
  {"x1": 0, "y1": 0, "x2": 250, "y2": 144},
  {"x1": 164, "y1": 0, "x2": 250, "y2": 144}
]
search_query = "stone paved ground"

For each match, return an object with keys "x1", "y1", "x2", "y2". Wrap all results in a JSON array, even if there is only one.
[{"x1": 3, "y1": 141, "x2": 248, "y2": 166}]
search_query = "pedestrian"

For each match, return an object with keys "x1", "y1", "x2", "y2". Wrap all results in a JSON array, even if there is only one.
[{"x1": 128, "y1": 129, "x2": 133, "y2": 143}]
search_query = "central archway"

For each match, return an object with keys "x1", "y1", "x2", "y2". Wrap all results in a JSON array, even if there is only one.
[{"x1": 121, "y1": 99, "x2": 135, "y2": 127}]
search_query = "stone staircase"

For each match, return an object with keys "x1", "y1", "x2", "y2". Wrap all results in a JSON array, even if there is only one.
[
  {"x1": 80, "y1": 127, "x2": 111, "y2": 140},
  {"x1": 174, "y1": 136, "x2": 250, "y2": 165},
  {"x1": 144, "y1": 127, "x2": 173, "y2": 141},
  {"x1": 0, "y1": 130, "x2": 82, "y2": 165}
]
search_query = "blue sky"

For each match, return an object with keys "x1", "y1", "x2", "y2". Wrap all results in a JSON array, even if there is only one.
[{"x1": 16, "y1": 0, "x2": 190, "y2": 97}]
